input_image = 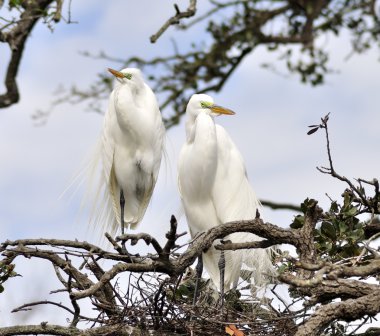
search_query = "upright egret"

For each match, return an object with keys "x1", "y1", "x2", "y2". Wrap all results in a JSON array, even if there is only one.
[
  {"x1": 178, "y1": 94, "x2": 274, "y2": 302},
  {"x1": 90, "y1": 68, "x2": 165, "y2": 239}
]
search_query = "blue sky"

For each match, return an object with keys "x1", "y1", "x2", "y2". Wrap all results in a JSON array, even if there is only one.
[{"x1": 0, "y1": 0, "x2": 380, "y2": 327}]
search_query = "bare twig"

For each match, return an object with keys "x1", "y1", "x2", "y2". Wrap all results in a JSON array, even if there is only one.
[
  {"x1": 11, "y1": 300, "x2": 98, "y2": 322},
  {"x1": 150, "y1": 0, "x2": 197, "y2": 43},
  {"x1": 316, "y1": 114, "x2": 373, "y2": 210},
  {"x1": 261, "y1": 200, "x2": 302, "y2": 212}
]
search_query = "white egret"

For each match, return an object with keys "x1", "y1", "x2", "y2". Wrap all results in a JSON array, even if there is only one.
[
  {"x1": 178, "y1": 94, "x2": 274, "y2": 302},
  {"x1": 90, "y1": 68, "x2": 165, "y2": 239}
]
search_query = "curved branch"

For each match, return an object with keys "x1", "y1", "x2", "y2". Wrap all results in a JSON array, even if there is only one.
[
  {"x1": 11, "y1": 300, "x2": 99, "y2": 323},
  {"x1": 1, "y1": 238, "x2": 131, "y2": 262},
  {"x1": 1, "y1": 245, "x2": 118, "y2": 317},
  {"x1": 296, "y1": 290, "x2": 380, "y2": 336},
  {"x1": 0, "y1": 0, "x2": 57, "y2": 108}
]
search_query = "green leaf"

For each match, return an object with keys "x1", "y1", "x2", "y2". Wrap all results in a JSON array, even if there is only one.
[
  {"x1": 321, "y1": 222, "x2": 336, "y2": 240},
  {"x1": 329, "y1": 201, "x2": 338, "y2": 213},
  {"x1": 0, "y1": 284, "x2": 3, "y2": 293},
  {"x1": 325, "y1": 241, "x2": 333, "y2": 252},
  {"x1": 342, "y1": 191, "x2": 353, "y2": 208},
  {"x1": 277, "y1": 264, "x2": 288, "y2": 274},
  {"x1": 349, "y1": 228, "x2": 364, "y2": 242},
  {"x1": 9, "y1": 0, "x2": 22, "y2": 8},
  {"x1": 341, "y1": 244, "x2": 360, "y2": 257},
  {"x1": 176, "y1": 283, "x2": 192, "y2": 298},
  {"x1": 290, "y1": 215, "x2": 305, "y2": 229},
  {"x1": 339, "y1": 221, "x2": 347, "y2": 234},
  {"x1": 307, "y1": 127, "x2": 319, "y2": 135},
  {"x1": 345, "y1": 206, "x2": 358, "y2": 217},
  {"x1": 300, "y1": 198, "x2": 318, "y2": 213}
]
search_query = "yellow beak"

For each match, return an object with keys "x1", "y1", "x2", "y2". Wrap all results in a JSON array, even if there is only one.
[
  {"x1": 108, "y1": 68, "x2": 124, "y2": 78},
  {"x1": 210, "y1": 105, "x2": 236, "y2": 115}
]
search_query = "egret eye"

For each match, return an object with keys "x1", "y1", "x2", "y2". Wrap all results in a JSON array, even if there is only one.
[
  {"x1": 200, "y1": 101, "x2": 212, "y2": 109},
  {"x1": 124, "y1": 73, "x2": 132, "y2": 80}
]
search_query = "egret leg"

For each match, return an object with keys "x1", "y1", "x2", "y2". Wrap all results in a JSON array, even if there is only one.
[
  {"x1": 218, "y1": 250, "x2": 226, "y2": 310},
  {"x1": 120, "y1": 189, "x2": 127, "y2": 254},
  {"x1": 192, "y1": 255, "x2": 203, "y2": 306}
]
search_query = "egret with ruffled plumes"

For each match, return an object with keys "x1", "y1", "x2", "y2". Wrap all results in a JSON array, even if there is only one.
[
  {"x1": 178, "y1": 94, "x2": 274, "y2": 303},
  {"x1": 91, "y1": 68, "x2": 165, "y2": 240}
]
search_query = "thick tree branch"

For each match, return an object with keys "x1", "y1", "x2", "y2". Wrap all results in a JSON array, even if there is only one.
[
  {"x1": 0, "y1": 0, "x2": 56, "y2": 108},
  {"x1": 1, "y1": 216, "x2": 296, "y2": 303},
  {"x1": 2, "y1": 203, "x2": 380, "y2": 334},
  {"x1": 280, "y1": 272, "x2": 378, "y2": 298},
  {"x1": 215, "y1": 239, "x2": 276, "y2": 250},
  {"x1": 296, "y1": 290, "x2": 380, "y2": 336},
  {"x1": 0, "y1": 323, "x2": 139, "y2": 336},
  {"x1": 297, "y1": 200, "x2": 321, "y2": 267},
  {"x1": 281, "y1": 258, "x2": 380, "y2": 284}
]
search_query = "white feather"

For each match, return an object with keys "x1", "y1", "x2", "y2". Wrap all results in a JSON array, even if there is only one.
[
  {"x1": 89, "y1": 68, "x2": 165, "y2": 237},
  {"x1": 178, "y1": 94, "x2": 275, "y2": 291}
]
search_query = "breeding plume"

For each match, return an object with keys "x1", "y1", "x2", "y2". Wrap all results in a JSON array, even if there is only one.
[
  {"x1": 178, "y1": 94, "x2": 274, "y2": 299},
  {"x1": 91, "y1": 68, "x2": 164, "y2": 236}
]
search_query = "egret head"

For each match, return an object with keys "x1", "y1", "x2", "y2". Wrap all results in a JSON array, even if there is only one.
[
  {"x1": 108, "y1": 68, "x2": 145, "y2": 87},
  {"x1": 186, "y1": 94, "x2": 236, "y2": 119}
]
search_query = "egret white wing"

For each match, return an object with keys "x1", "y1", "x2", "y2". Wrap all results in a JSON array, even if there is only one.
[
  {"x1": 213, "y1": 125, "x2": 260, "y2": 222},
  {"x1": 178, "y1": 113, "x2": 219, "y2": 234},
  {"x1": 213, "y1": 125, "x2": 274, "y2": 287}
]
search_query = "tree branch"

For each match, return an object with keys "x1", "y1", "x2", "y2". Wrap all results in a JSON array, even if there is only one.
[
  {"x1": 296, "y1": 290, "x2": 380, "y2": 336},
  {"x1": 150, "y1": 0, "x2": 197, "y2": 43},
  {"x1": 0, "y1": 0, "x2": 56, "y2": 108},
  {"x1": 215, "y1": 239, "x2": 277, "y2": 251},
  {"x1": 261, "y1": 199, "x2": 302, "y2": 212},
  {"x1": 0, "y1": 323, "x2": 139, "y2": 336}
]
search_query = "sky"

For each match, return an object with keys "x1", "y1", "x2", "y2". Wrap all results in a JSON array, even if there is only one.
[{"x1": 0, "y1": 0, "x2": 380, "y2": 328}]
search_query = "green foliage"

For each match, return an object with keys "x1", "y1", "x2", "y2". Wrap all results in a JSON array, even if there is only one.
[
  {"x1": 290, "y1": 198, "x2": 318, "y2": 229},
  {"x1": 0, "y1": 262, "x2": 17, "y2": 294},
  {"x1": 173, "y1": 280, "x2": 195, "y2": 302},
  {"x1": 58, "y1": 1, "x2": 380, "y2": 128},
  {"x1": 290, "y1": 195, "x2": 365, "y2": 261},
  {"x1": 315, "y1": 191, "x2": 364, "y2": 260},
  {"x1": 8, "y1": 0, "x2": 23, "y2": 9},
  {"x1": 290, "y1": 214, "x2": 304, "y2": 229}
]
